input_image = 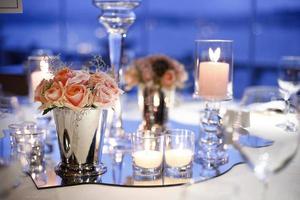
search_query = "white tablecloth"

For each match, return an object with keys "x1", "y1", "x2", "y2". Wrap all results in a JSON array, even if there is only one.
[{"x1": 1, "y1": 99, "x2": 300, "y2": 200}]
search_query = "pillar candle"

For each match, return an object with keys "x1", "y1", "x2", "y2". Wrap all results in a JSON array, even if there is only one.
[{"x1": 198, "y1": 61, "x2": 229, "y2": 100}]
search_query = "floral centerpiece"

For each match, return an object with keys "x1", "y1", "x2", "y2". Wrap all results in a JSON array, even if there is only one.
[
  {"x1": 34, "y1": 64, "x2": 122, "y2": 177},
  {"x1": 124, "y1": 55, "x2": 188, "y2": 132},
  {"x1": 35, "y1": 67, "x2": 122, "y2": 114},
  {"x1": 124, "y1": 54, "x2": 188, "y2": 90}
]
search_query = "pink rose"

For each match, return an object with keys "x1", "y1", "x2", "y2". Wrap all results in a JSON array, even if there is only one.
[
  {"x1": 93, "y1": 78, "x2": 122, "y2": 108},
  {"x1": 161, "y1": 70, "x2": 176, "y2": 88},
  {"x1": 44, "y1": 81, "x2": 64, "y2": 106},
  {"x1": 34, "y1": 79, "x2": 51, "y2": 104},
  {"x1": 88, "y1": 72, "x2": 107, "y2": 87},
  {"x1": 67, "y1": 71, "x2": 90, "y2": 85},
  {"x1": 64, "y1": 84, "x2": 89, "y2": 111},
  {"x1": 54, "y1": 68, "x2": 75, "y2": 86}
]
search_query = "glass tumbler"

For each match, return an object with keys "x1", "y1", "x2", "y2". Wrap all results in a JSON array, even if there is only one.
[
  {"x1": 131, "y1": 130, "x2": 164, "y2": 179},
  {"x1": 164, "y1": 129, "x2": 195, "y2": 178}
]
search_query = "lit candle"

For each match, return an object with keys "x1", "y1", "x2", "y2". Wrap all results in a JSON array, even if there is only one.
[
  {"x1": 30, "y1": 59, "x2": 52, "y2": 99},
  {"x1": 133, "y1": 150, "x2": 163, "y2": 169},
  {"x1": 198, "y1": 47, "x2": 229, "y2": 100},
  {"x1": 165, "y1": 149, "x2": 193, "y2": 168}
]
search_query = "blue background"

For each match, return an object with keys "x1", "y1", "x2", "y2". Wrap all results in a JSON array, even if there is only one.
[{"x1": 0, "y1": 0, "x2": 300, "y2": 98}]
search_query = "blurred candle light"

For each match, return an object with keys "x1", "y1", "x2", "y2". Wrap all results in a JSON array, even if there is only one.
[{"x1": 30, "y1": 58, "x2": 52, "y2": 100}]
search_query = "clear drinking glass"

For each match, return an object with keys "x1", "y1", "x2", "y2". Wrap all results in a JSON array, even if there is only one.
[
  {"x1": 164, "y1": 129, "x2": 195, "y2": 178},
  {"x1": 277, "y1": 56, "x2": 300, "y2": 131},
  {"x1": 232, "y1": 86, "x2": 300, "y2": 199},
  {"x1": 131, "y1": 130, "x2": 164, "y2": 179}
]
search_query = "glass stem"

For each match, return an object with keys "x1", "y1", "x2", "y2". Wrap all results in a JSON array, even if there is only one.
[
  {"x1": 108, "y1": 32, "x2": 124, "y2": 84},
  {"x1": 108, "y1": 32, "x2": 125, "y2": 135},
  {"x1": 261, "y1": 181, "x2": 269, "y2": 200}
]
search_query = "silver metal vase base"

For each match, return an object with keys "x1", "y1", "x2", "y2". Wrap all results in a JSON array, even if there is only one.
[{"x1": 53, "y1": 108, "x2": 108, "y2": 178}]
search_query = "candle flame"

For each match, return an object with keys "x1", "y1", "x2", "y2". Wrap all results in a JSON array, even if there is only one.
[
  {"x1": 209, "y1": 47, "x2": 221, "y2": 62},
  {"x1": 40, "y1": 59, "x2": 49, "y2": 73}
]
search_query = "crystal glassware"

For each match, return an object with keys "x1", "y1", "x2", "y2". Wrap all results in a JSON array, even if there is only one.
[
  {"x1": 164, "y1": 129, "x2": 195, "y2": 178},
  {"x1": 194, "y1": 40, "x2": 233, "y2": 167},
  {"x1": 277, "y1": 56, "x2": 300, "y2": 131},
  {"x1": 131, "y1": 130, "x2": 164, "y2": 180},
  {"x1": 232, "y1": 86, "x2": 300, "y2": 199},
  {"x1": 93, "y1": 0, "x2": 141, "y2": 144}
]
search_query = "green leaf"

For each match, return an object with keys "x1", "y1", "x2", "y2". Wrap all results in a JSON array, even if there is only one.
[{"x1": 42, "y1": 107, "x2": 56, "y2": 115}]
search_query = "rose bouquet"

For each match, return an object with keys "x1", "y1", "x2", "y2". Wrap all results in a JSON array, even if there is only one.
[
  {"x1": 34, "y1": 67, "x2": 122, "y2": 114},
  {"x1": 124, "y1": 55, "x2": 188, "y2": 90}
]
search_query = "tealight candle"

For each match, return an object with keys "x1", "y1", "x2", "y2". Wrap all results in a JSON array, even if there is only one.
[
  {"x1": 165, "y1": 149, "x2": 193, "y2": 168},
  {"x1": 198, "y1": 48, "x2": 229, "y2": 100},
  {"x1": 164, "y1": 129, "x2": 195, "y2": 178},
  {"x1": 131, "y1": 130, "x2": 164, "y2": 177},
  {"x1": 133, "y1": 150, "x2": 163, "y2": 169}
]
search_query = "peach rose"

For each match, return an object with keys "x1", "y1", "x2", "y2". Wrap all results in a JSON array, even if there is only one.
[
  {"x1": 67, "y1": 71, "x2": 90, "y2": 85},
  {"x1": 161, "y1": 70, "x2": 176, "y2": 88},
  {"x1": 44, "y1": 81, "x2": 64, "y2": 106},
  {"x1": 54, "y1": 68, "x2": 74, "y2": 86},
  {"x1": 34, "y1": 79, "x2": 51, "y2": 104},
  {"x1": 64, "y1": 84, "x2": 89, "y2": 110}
]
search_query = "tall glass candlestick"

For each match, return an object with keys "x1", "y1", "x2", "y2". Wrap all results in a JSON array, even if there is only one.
[
  {"x1": 194, "y1": 40, "x2": 233, "y2": 167},
  {"x1": 93, "y1": 0, "x2": 141, "y2": 143}
]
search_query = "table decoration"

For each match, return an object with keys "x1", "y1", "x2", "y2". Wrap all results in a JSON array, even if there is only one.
[
  {"x1": 131, "y1": 130, "x2": 164, "y2": 179},
  {"x1": 164, "y1": 129, "x2": 195, "y2": 178},
  {"x1": 125, "y1": 55, "x2": 188, "y2": 132},
  {"x1": 93, "y1": 0, "x2": 141, "y2": 143},
  {"x1": 34, "y1": 62, "x2": 122, "y2": 177},
  {"x1": 0, "y1": 118, "x2": 244, "y2": 188},
  {"x1": 194, "y1": 40, "x2": 233, "y2": 167}
]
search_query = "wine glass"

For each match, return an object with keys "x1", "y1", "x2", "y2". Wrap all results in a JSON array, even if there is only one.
[
  {"x1": 232, "y1": 86, "x2": 300, "y2": 199},
  {"x1": 277, "y1": 56, "x2": 300, "y2": 131}
]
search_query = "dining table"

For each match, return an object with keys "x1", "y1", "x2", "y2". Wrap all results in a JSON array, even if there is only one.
[{"x1": 0, "y1": 94, "x2": 300, "y2": 200}]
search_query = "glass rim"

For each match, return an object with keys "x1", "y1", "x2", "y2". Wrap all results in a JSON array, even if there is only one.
[
  {"x1": 132, "y1": 130, "x2": 164, "y2": 139},
  {"x1": 195, "y1": 39, "x2": 233, "y2": 43},
  {"x1": 164, "y1": 129, "x2": 195, "y2": 137}
]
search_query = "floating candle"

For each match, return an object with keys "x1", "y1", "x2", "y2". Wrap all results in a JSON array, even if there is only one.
[
  {"x1": 165, "y1": 149, "x2": 193, "y2": 168},
  {"x1": 133, "y1": 150, "x2": 163, "y2": 169}
]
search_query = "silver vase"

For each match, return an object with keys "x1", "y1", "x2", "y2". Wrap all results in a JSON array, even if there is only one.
[
  {"x1": 53, "y1": 108, "x2": 107, "y2": 177},
  {"x1": 138, "y1": 85, "x2": 175, "y2": 132}
]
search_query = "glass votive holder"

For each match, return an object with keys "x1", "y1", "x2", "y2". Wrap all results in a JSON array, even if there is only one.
[
  {"x1": 8, "y1": 123, "x2": 23, "y2": 148},
  {"x1": 12, "y1": 125, "x2": 46, "y2": 173},
  {"x1": 21, "y1": 128, "x2": 46, "y2": 173},
  {"x1": 164, "y1": 129, "x2": 195, "y2": 178},
  {"x1": 131, "y1": 130, "x2": 164, "y2": 179}
]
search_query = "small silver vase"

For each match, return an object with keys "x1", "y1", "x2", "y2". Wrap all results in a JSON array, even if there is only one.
[
  {"x1": 138, "y1": 85, "x2": 174, "y2": 132},
  {"x1": 53, "y1": 107, "x2": 107, "y2": 177}
]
